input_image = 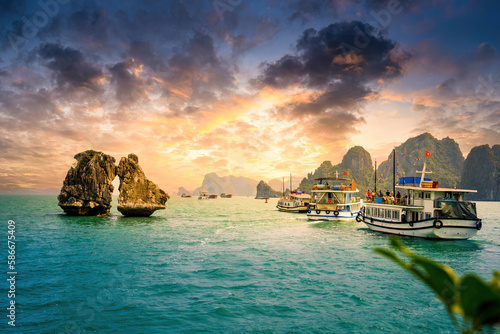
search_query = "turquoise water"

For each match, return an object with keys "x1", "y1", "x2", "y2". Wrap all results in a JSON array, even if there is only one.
[{"x1": 0, "y1": 195, "x2": 499, "y2": 333}]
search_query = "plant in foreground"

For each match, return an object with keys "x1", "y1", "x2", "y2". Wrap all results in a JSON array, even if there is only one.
[{"x1": 374, "y1": 236, "x2": 500, "y2": 334}]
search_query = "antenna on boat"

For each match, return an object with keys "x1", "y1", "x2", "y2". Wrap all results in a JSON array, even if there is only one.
[
  {"x1": 282, "y1": 177, "x2": 285, "y2": 196},
  {"x1": 374, "y1": 159, "x2": 377, "y2": 193},
  {"x1": 392, "y1": 148, "x2": 396, "y2": 195},
  {"x1": 335, "y1": 170, "x2": 339, "y2": 179},
  {"x1": 290, "y1": 173, "x2": 292, "y2": 192}
]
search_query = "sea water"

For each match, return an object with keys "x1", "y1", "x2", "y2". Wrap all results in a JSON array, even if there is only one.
[{"x1": 0, "y1": 195, "x2": 499, "y2": 333}]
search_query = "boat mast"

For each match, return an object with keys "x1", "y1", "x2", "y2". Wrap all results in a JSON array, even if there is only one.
[
  {"x1": 374, "y1": 159, "x2": 377, "y2": 193},
  {"x1": 392, "y1": 148, "x2": 396, "y2": 195},
  {"x1": 290, "y1": 173, "x2": 292, "y2": 192},
  {"x1": 282, "y1": 177, "x2": 284, "y2": 196}
]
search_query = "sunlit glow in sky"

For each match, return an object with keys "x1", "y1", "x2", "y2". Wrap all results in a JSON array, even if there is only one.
[{"x1": 0, "y1": 0, "x2": 499, "y2": 194}]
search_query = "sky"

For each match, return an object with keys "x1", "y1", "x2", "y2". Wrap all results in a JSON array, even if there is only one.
[{"x1": 0, "y1": 0, "x2": 499, "y2": 195}]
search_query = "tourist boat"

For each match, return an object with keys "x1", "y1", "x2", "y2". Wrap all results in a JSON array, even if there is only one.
[
  {"x1": 209, "y1": 194, "x2": 218, "y2": 199},
  {"x1": 198, "y1": 191, "x2": 210, "y2": 200},
  {"x1": 277, "y1": 190, "x2": 311, "y2": 213},
  {"x1": 360, "y1": 159, "x2": 482, "y2": 239},
  {"x1": 307, "y1": 173, "x2": 362, "y2": 221},
  {"x1": 181, "y1": 193, "x2": 192, "y2": 198},
  {"x1": 220, "y1": 193, "x2": 232, "y2": 198}
]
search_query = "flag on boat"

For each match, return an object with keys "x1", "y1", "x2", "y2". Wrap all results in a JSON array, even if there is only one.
[
  {"x1": 343, "y1": 172, "x2": 347, "y2": 176},
  {"x1": 426, "y1": 150, "x2": 431, "y2": 157}
]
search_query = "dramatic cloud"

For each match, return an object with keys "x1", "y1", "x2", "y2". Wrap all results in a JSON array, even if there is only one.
[{"x1": 38, "y1": 43, "x2": 104, "y2": 93}]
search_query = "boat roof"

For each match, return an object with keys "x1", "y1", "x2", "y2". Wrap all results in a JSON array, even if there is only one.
[
  {"x1": 314, "y1": 177, "x2": 351, "y2": 181},
  {"x1": 312, "y1": 189, "x2": 359, "y2": 193},
  {"x1": 396, "y1": 185, "x2": 477, "y2": 193},
  {"x1": 291, "y1": 193, "x2": 311, "y2": 199}
]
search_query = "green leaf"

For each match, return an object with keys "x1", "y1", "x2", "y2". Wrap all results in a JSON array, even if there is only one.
[{"x1": 460, "y1": 274, "x2": 500, "y2": 330}]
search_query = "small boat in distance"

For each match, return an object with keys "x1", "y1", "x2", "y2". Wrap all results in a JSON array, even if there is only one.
[
  {"x1": 361, "y1": 155, "x2": 482, "y2": 239},
  {"x1": 307, "y1": 172, "x2": 362, "y2": 221},
  {"x1": 277, "y1": 190, "x2": 311, "y2": 213},
  {"x1": 181, "y1": 193, "x2": 192, "y2": 198},
  {"x1": 221, "y1": 193, "x2": 232, "y2": 198},
  {"x1": 209, "y1": 194, "x2": 218, "y2": 199},
  {"x1": 198, "y1": 191, "x2": 210, "y2": 200}
]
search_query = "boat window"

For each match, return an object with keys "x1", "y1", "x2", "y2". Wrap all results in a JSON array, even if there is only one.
[
  {"x1": 378, "y1": 208, "x2": 384, "y2": 217},
  {"x1": 366, "y1": 207, "x2": 371, "y2": 215},
  {"x1": 425, "y1": 212, "x2": 431, "y2": 219},
  {"x1": 385, "y1": 209, "x2": 391, "y2": 219},
  {"x1": 424, "y1": 192, "x2": 431, "y2": 199},
  {"x1": 392, "y1": 211, "x2": 399, "y2": 220}
]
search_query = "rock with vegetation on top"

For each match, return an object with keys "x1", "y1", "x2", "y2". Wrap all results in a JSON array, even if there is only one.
[
  {"x1": 255, "y1": 180, "x2": 281, "y2": 198},
  {"x1": 460, "y1": 144, "x2": 500, "y2": 200},
  {"x1": 116, "y1": 154, "x2": 169, "y2": 216},
  {"x1": 58, "y1": 150, "x2": 117, "y2": 216}
]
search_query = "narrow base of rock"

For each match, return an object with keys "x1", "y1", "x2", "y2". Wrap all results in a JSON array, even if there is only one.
[
  {"x1": 59, "y1": 203, "x2": 111, "y2": 216},
  {"x1": 117, "y1": 205, "x2": 165, "y2": 217}
]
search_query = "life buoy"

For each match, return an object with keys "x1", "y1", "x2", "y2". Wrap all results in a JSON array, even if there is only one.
[
  {"x1": 328, "y1": 199, "x2": 332, "y2": 204},
  {"x1": 333, "y1": 210, "x2": 339, "y2": 217},
  {"x1": 325, "y1": 210, "x2": 330, "y2": 214},
  {"x1": 355, "y1": 215, "x2": 362, "y2": 222},
  {"x1": 433, "y1": 219, "x2": 443, "y2": 229},
  {"x1": 476, "y1": 220, "x2": 482, "y2": 230},
  {"x1": 307, "y1": 209, "x2": 311, "y2": 214},
  {"x1": 409, "y1": 221, "x2": 414, "y2": 227},
  {"x1": 316, "y1": 210, "x2": 321, "y2": 215}
]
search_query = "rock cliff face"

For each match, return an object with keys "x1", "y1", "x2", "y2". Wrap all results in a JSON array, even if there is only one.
[
  {"x1": 256, "y1": 180, "x2": 281, "y2": 198},
  {"x1": 376, "y1": 133, "x2": 464, "y2": 190},
  {"x1": 58, "y1": 150, "x2": 117, "y2": 216},
  {"x1": 460, "y1": 145, "x2": 500, "y2": 200},
  {"x1": 116, "y1": 154, "x2": 169, "y2": 216},
  {"x1": 299, "y1": 146, "x2": 374, "y2": 194}
]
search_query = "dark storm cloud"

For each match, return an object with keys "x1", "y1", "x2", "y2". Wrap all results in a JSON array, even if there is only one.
[
  {"x1": 259, "y1": 21, "x2": 405, "y2": 90},
  {"x1": 258, "y1": 21, "x2": 408, "y2": 115},
  {"x1": 109, "y1": 58, "x2": 148, "y2": 105},
  {"x1": 38, "y1": 43, "x2": 104, "y2": 92}
]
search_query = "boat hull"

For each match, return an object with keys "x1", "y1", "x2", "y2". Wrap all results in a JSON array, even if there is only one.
[
  {"x1": 307, "y1": 209, "x2": 360, "y2": 221},
  {"x1": 361, "y1": 217, "x2": 480, "y2": 239},
  {"x1": 277, "y1": 205, "x2": 308, "y2": 213}
]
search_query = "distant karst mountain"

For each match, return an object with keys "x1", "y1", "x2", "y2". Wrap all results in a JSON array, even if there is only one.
[
  {"x1": 460, "y1": 144, "x2": 500, "y2": 201},
  {"x1": 177, "y1": 187, "x2": 192, "y2": 196},
  {"x1": 191, "y1": 173, "x2": 258, "y2": 196},
  {"x1": 299, "y1": 146, "x2": 374, "y2": 194},
  {"x1": 376, "y1": 133, "x2": 464, "y2": 191}
]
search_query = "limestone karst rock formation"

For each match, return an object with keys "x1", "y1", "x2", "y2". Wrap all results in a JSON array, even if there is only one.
[
  {"x1": 57, "y1": 150, "x2": 117, "y2": 216},
  {"x1": 116, "y1": 153, "x2": 169, "y2": 216}
]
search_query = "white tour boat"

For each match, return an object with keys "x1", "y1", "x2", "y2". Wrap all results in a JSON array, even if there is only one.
[
  {"x1": 360, "y1": 161, "x2": 482, "y2": 239},
  {"x1": 277, "y1": 190, "x2": 311, "y2": 213},
  {"x1": 307, "y1": 173, "x2": 363, "y2": 221}
]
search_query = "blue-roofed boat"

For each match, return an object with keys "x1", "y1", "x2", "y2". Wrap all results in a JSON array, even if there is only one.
[{"x1": 307, "y1": 173, "x2": 363, "y2": 221}]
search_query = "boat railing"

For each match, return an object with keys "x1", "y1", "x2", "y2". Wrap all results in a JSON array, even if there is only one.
[
  {"x1": 312, "y1": 184, "x2": 353, "y2": 191},
  {"x1": 365, "y1": 196, "x2": 409, "y2": 205}
]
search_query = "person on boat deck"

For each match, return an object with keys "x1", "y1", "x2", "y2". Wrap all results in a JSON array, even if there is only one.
[
  {"x1": 379, "y1": 190, "x2": 383, "y2": 197},
  {"x1": 386, "y1": 190, "x2": 390, "y2": 197},
  {"x1": 366, "y1": 189, "x2": 371, "y2": 199},
  {"x1": 404, "y1": 193, "x2": 408, "y2": 205},
  {"x1": 396, "y1": 191, "x2": 401, "y2": 204},
  {"x1": 390, "y1": 194, "x2": 395, "y2": 203}
]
